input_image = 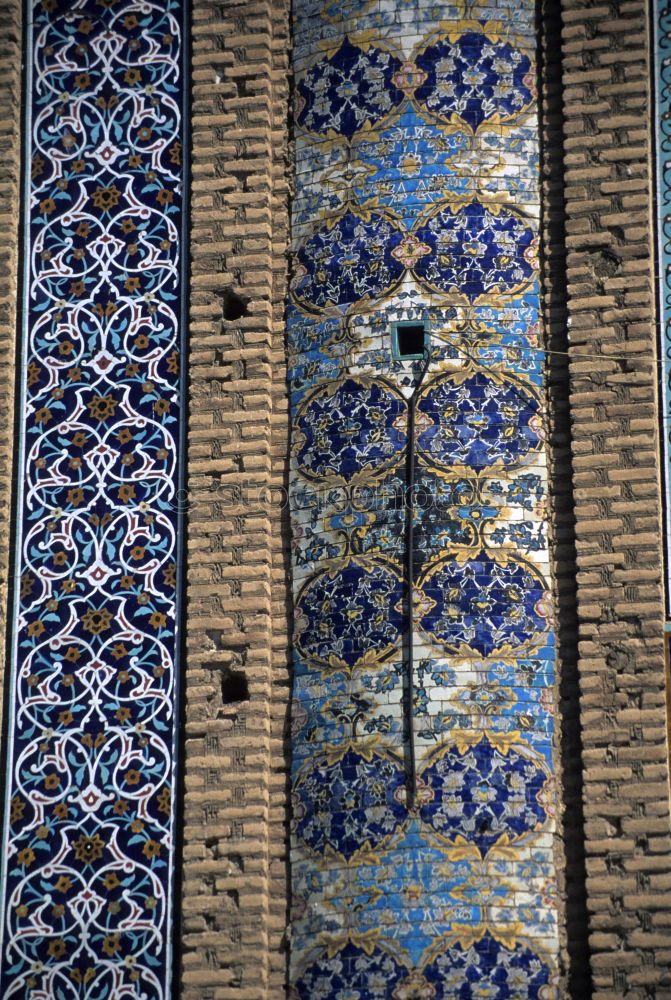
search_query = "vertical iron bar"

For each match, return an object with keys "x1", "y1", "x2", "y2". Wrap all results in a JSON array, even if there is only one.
[
  {"x1": 405, "y1": 393, "x2": 417, "y2": 807},
  {"x1": 405, "y1": 348, "x2": 430, "y2": 808}
]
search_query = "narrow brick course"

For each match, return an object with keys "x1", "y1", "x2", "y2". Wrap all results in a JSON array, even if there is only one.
[
  {"x1": 0, "y1": 0, "x2": 20, "y2": 734},
  {"x1": 180, "y1": 1, "x2": 290, "y2": 997}
]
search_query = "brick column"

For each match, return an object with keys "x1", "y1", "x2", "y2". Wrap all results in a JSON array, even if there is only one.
[
  {"x1": 539, "y1": 0, "x2": 592, "y2": 992},
  {"x1": 180, "y1": 1, "x2": 290, "y2": 997},
  {"x1": 267, "y1": 7, "x2": 292, "y2": 991},
  {"x1": 560, "y1": 1, "x2": 671, "y2": 995}
]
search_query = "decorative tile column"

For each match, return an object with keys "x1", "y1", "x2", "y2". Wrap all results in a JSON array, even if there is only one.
[
  {"x1": 288, "y1": 0, "x2": 561, "y2": 996},
  {"x1": 0, "y1": 2, "x2": 187, "y2": 995}
]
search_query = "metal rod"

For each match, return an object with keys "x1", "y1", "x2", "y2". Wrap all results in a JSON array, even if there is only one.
[
  {"x1": 405, "y1": 348, "x2": 431, "y2": 809},
  {"x1": 405, "y1": 393, "x2": 417, "y2": 807}
]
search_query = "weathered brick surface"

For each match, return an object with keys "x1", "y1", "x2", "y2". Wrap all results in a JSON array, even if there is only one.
[
  {"x1": 539, "y1": 1, "x2": 592, "y2": 993},
  {"x1": 180, "y1": 1, "x2": 291, "y2": 997},
  {"x1": 0, "y1": 0, "x2": 21, "y2": 728},
  {"x1": 3, "y1": 0, "x2": 671, "y2": 994},
  {"x1": 560, "y1": 0, "x2": 671, "y2": 995}
]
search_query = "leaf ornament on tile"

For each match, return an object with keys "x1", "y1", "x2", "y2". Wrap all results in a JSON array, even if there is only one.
[
  {"x1": 292, "y1": 198, "x2": 538, "y2": 314},
  {"x1": 293, "y1": 933, "x2": 554, "y2": 1000},
  {"x1": 296, "y1": 36, "x2": 406, "y2": 140},
  {"x1": 409, "y1": 470, "x2": 484, "y2": 557},
  {"x1": 294, "y1": 556, "x2": 404, "y2": 672},
  {"x1": 293, "y1": 375, "x2": 407, "y2": 483},
  {"x1": 292, "y1": 939, "x2": 410, "y2": 1000},
  {"x1": 414, "y1": 28, "x2": 536, "y2": 131},
  {"x1": 421, "y1": 935, "x2": 554, "y2": 999},
  {"x1": 417, "y1": 735, "x2": 551, "y2": 854},
  {"x1": 287, "y1": 309, "x2": 354, "y2": 358},
  {"x1": 416, "y1": 550, "x2": 550, "y2": 659},
  {"x1": 320, "y1": 0, "x2": 376, "y2": 22},
  {"x1": 291, "y1": 207, "x2": 407, "y2": 313},
  {"x1": 412, "y1": 198, "x2": 538, "y2": 303},
  {"x1": 414, "y1": 369, "x2": 543, "y2": 473},
  {"x1": 292, "y1": 744, "x2": 407, "y2": 859}
]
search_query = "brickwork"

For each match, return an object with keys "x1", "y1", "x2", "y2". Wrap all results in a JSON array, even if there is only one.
[
  {"x1": 268, "y1": 8, "x2": 292, "y2": 993},
  {"x1": 3, "y1": 0, "x2": 671, "y2": 995},
  {"x1": 0, "y1": 0, "x2": 20, "y2": 730},
  {"x1": 560, "y1": 0, "x2": 671, "y2": 996},
  {"x1": 181, "y1": 1, "x2": 290, "y2": 998},
  {"x1": 538, "y1": 0, "x2": 592, "y2": 993}
]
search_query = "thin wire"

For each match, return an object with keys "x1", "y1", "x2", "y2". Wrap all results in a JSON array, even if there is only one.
[
  {"x1": 291, "y1": 330, "x2": 665, "y2": 368},
  {"x1": 429, "y1": 334, "x2": 660, "y2": 367}
]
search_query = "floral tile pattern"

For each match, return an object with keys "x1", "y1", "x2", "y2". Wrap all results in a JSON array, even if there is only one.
[
  {"x1": 289, "y1": 0, "x2": 559, "y2": 996},
  {"x1": 0, "y1": 2, "x2": 185, "y2": 996}
]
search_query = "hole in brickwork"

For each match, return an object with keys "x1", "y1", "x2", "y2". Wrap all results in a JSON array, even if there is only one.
[
  {"x1": 226, "y1": 889, "x2": 240, "y2": 907},
  {"x1": 205, "y1": 837, "x2": 220, "y2": 860},
  {"x1": 202, "y1": 873, "x2": 218, "y2": 894},
  {"x1": 222, "y1": 289, "x2": 249, "y2": 320},
  {"x1": 205, "y1": 628, "x2": 226, "y2": 649},
  {"x1": 221, "y1": 668, "x2": 249, "y2": 704},
  {"x1": 592, "y1": 250, "x2": 620, "y2": 292}
]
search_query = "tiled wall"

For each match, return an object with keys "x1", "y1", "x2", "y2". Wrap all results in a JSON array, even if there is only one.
[
  {"x1": 0, "y1": 2, "x2": 186, "y2": 995},
  {"x1": 288, "y1": 0, "x2": 561, "y2": 996}
]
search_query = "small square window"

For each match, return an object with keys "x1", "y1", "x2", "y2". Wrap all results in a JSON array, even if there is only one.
[{"x1": 391, "y1": 321, "x2": 427, "y2": 360}]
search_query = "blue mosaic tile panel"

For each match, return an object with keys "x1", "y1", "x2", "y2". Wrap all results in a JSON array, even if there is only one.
[
  {"x1": 289, "y1": 0, "x2": 560, "y2": 996},
  {"x1": 0, "y1": 2, "x2": 186, "y2": 996}
]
